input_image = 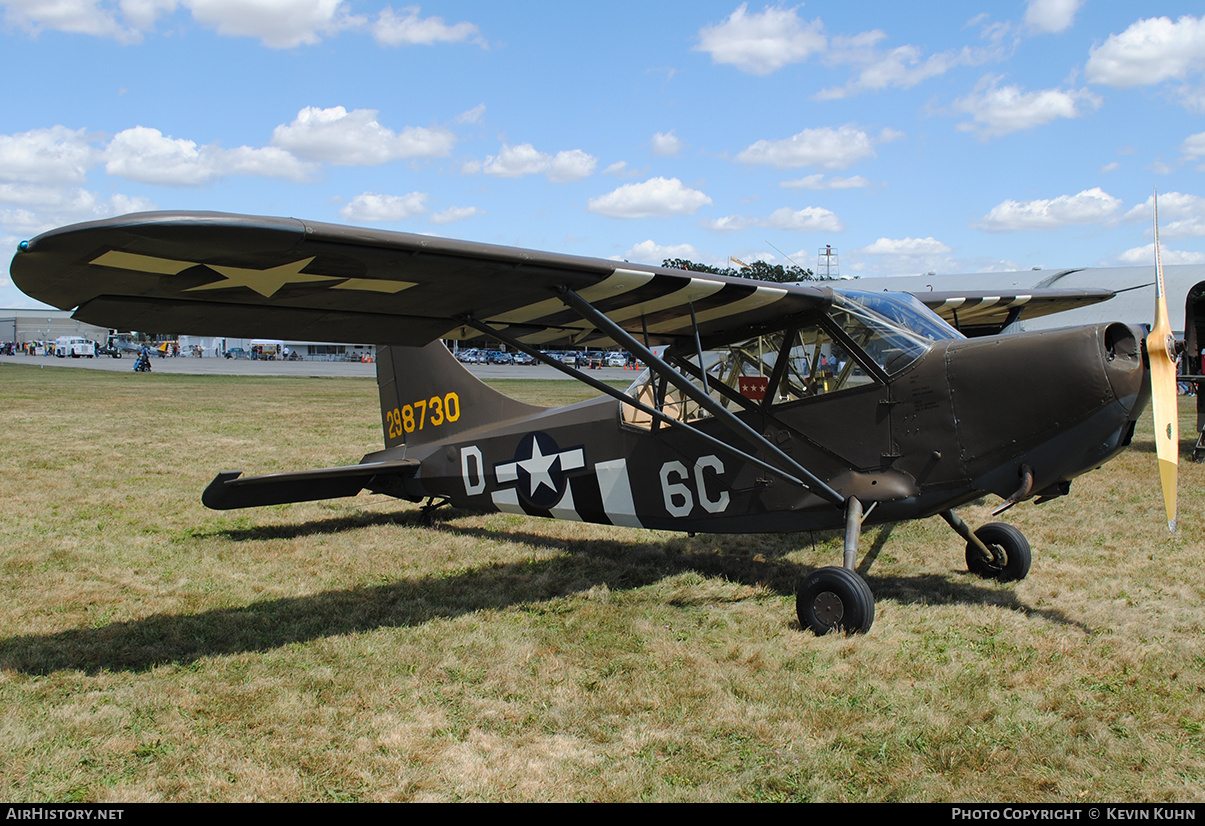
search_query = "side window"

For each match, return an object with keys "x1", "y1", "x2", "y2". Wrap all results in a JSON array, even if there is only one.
[{"x1": 619, "y1": 321, "x2": 882, "y2": 430}]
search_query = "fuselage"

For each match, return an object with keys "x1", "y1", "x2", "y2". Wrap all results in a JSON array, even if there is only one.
[{"x1": 374, "y1": 315, "x2": 1149, "y2": 534}]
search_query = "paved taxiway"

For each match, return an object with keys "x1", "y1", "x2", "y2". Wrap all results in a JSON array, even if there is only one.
[{"x1": 0, "y1": 353, "x2": 640, "y2": 382}]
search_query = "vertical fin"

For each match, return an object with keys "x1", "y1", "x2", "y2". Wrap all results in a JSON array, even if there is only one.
[{"x1": 375, "y1": 342, "x2": 545, "y2": 449}]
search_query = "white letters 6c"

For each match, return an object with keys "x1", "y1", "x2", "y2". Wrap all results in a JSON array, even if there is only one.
[{"x1": 659, "y1": 455, "x2": 728, "y2": 517}]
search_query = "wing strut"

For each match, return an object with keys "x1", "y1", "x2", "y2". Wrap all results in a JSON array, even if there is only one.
[
  {"x1": 459, "y1": 316, "x2": 813, "y2": 489},
  {"x1": 555, "y1": 287, "x2": 846, "y2": 507}
]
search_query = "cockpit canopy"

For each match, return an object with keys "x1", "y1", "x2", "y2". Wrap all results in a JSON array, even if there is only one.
[{"x1": 622, "y1": 289, "x2": 962, "y2": 427}]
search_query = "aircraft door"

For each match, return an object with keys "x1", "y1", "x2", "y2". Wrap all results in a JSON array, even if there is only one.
[{"x1": 773, "y1": 382, "x2": 894, "y2": 471}]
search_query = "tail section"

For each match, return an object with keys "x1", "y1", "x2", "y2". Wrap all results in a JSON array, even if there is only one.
[{"x1": 376, "y1": 342, "x2": 544, "y2": 449}]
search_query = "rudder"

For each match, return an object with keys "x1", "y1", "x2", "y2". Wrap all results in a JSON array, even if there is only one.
[{"x1": 376, "y1": 342, "x2": 544, "y2": 449}]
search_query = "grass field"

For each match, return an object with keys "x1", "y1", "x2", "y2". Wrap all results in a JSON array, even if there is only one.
[{"x1": 1, "y1": 361, "x2": 1203, "y2": 802}]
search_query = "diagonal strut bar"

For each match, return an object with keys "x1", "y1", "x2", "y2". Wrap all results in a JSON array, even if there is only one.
[
  {"x1": 457, "y1": 315, "x2": 812, "y2": 488},
  {"x1": 556, "y1": 286, "x2": 845, "y2": 506}
]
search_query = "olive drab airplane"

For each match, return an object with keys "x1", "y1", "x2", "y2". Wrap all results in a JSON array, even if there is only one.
[{"x1": 10, "y1": 209, "x2": 1179, "y2": 635}]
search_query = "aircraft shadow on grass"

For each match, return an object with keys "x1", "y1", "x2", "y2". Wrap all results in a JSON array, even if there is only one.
[{"x1": 0, "y1": 509, "x2": 1090, "y2": 676}]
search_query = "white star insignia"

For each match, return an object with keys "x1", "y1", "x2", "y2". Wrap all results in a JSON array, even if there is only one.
[{"x1": 518, "y1": 439, "x2": 560, "y2": 496}]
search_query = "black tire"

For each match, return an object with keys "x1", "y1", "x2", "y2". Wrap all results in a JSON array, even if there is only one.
[
  {"x1": 966, "y1": 522, "x2": 1031, "y2": 582},
  {"x1": 796, "y1": 566, "x2": 875, "y2": 635}
]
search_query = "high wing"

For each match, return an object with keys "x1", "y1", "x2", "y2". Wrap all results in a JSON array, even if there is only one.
[
  {"x1": 11, "y1": 211, "x2": 831, "y2": 349},
  {"x1": 916, "y1": 288, "x2": 1116, "y2": 336}
]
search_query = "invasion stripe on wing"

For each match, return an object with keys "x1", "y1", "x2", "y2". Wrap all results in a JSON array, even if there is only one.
[
  {"x1": 487, "y1": 268, "x2": 654, "y2": 324},
  {"x1": 644, "y1": 284, "x2": 789, "y2": 334}
]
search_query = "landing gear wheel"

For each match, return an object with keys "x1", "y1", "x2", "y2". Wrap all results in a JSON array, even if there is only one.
[
  {"x1": 796, "y1": 566, "x2": 875, "y2": 635},
  {"x1": 966, "y1": 522, "x2": 1031, "y2": 582}
]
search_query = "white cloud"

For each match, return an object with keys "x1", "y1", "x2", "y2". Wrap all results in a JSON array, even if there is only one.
[
  {"x1": 0, "y1": 0, "x2": 151, "y2": 43},
  {"x1": 623, "y1": 240, "x2": 700, "y2": 265},
  {"x1": 454, "y1": 103, "x2": 486, "y2": 125},
  {"x1": 1085, "y1": 16, "x2": 1205, "y2": 89},
  {"x1": 858, "y1": 237, "x2": 951, "y2": 255},
  {"x1": 762, "y1": 206, "x2": 843, "y2": 232},
  {"x1": 338, "y1": 191, "x2": 428, "y2": 223},
  {"x1": 955, "y1": 75, "x2": 1100, "y2": 138},
  {"x1": 780, "y1": 174, "x2": 871, "y2": 190},
  {"x1": 271, "y1": 106, "x2": 455, "y2": 165},
  {"x1": 0, "y1": 185, "x2": 154, "y2": 236},
  {"x1": 548, "y1": 149, "x2": 597, "y2": 183},
  {"x1": 1, "y1": 1, "x2": 486, "y2": 50},
  {"x1": 120, "y1": 0, "x2": 178, "y2": 30},
  {"x1": 695, "y1": 3, "x2": 826, "y2": 75},
  {"x1": 104, "y1": 126, "x2": 313, "y2": 185},
  {"x1": 735, "y1": 125, "x2": 901, "y2": 170},
  {"x1": 372, "y1": 5, "x2": 483, "y2": 47},
  {"x1": 1182, "y1": 132, "x2": 1205, "y2": 167},
  {"x1": 185, "y1": 0, "x2": 360, "y2": 49},
  {"x1": 1123, "y1": 192, "x2": 1205, "y2": 239},
  {"x1": 603, "y1": 161, "x2": 629, "y2": 176},
  {"x1": 1024, "y1": 0, "x2": 1082, "y2": 34},
  {"x1": 816, "y1": 44, "x2": 974, "y2": 101},
  {"x1": 588, "y1": 177, "x2": 712, "y2": 219},
  {"x1": 703, "y1": 206, "x2": 843, "y2": 233},
  {"x1": 430, "y1": 205, "x2": 482, "y2": 224},
  {"x1": 0, "y1": 126, "x2": 96, "y2": 185},
  {"x1": 468, "y1": 143, "x2": 544, "y2": 177},
  {"x1": 466, "y1": 143, "x2": 597, "y2": 183},
  {"x1": 701, "y1": 215, "x2": 754, "y2": 232},
  {"x1": 977, "y1": 188, "x2": 1121, "y2": 231},
  {"x1": 651, "y1": 131, "x2": 682, "y2": 157},
  {"x1": 1118, "y1": 244, "x2": 1205, "y2": 266}
]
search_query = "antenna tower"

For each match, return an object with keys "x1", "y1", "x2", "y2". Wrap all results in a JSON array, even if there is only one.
[{"x1": 817, "y1": 245, "x2": 839, "y2": 279}]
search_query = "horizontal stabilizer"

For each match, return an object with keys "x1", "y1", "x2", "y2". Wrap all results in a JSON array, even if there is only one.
[{"x1": 202, "y1": 459, "x2": 420, "y2": 510}]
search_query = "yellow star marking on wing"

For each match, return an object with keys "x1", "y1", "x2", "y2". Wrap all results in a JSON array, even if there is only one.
[
  {"x1": 91, "y1": 250, "x2": 196, "y2": 274},
  {"x1": 331, "y1": 277, "x2": 416, "y2": 294},
  {"x1": 185, "y1": 258, "x2": 339, "y2": 298},
  {"x1": 90, "y1": 250, "x2": 416, "y2": 296}
]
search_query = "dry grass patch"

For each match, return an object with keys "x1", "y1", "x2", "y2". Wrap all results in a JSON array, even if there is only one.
[{"x1": 2, "y1": 362, "x2": 1204, "y2": 801}]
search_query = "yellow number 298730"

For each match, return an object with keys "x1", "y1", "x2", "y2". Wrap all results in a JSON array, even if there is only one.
[{"x1": 386, "y1": 392, "x2": 461, "y2": 439}]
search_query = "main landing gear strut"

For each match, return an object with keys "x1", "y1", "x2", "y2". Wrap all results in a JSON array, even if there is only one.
[
  {"x1": 796, "y1": 500, "x2": 1033, "y2": 636},
  {"x1": 796, "y1": 497, "x2": 876, "y2": 635}
]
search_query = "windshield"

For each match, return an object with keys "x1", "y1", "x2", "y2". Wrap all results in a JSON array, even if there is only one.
[
  {"x1": 837, "y1": 290, "x2": 963, "y2": 342},
  {"x1": 827, "y1": 290, "x2": 961, "y2": 376}
]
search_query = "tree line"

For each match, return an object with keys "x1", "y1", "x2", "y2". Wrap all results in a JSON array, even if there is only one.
[{"x1": 660, "y1": 258, "x2": 831, "y2": 283}]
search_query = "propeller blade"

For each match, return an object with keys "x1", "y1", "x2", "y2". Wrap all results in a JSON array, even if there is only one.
[{"x1": 1146, "y1": 188, "x2": 1178, "y2": 532}]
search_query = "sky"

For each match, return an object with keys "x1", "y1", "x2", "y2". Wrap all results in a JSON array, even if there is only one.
[{"x1": 2, "y1": 0, "x2": 1205, "y2": 309}]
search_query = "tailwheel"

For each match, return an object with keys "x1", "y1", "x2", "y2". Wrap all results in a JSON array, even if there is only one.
[
  {"x1": 796, "y1": 566, "x2": 875, "y2": 635},
  {"x1": 966, "y1": 522, "x2": 1031, "y2": 582},
  {"x1": 419, "y1": 496, "x2": 451, "y2": 527}
]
